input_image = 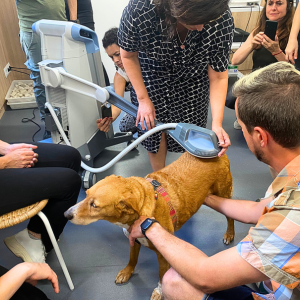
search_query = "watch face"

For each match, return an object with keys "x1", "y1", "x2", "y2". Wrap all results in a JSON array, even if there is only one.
[{"x1": 142, "y1": 218, "x2": 153, "y2": 230}]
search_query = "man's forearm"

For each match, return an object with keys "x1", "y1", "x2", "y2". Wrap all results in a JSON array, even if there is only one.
[
  {"x1": 204, "y1": 195, "x2": 273, "y2": 224},
  {"x1": 146, "y1": 223, "x2": 208, "y2": 288},
  {"x1": 67, "y1": 0, "x2": 77, "y2": 21}
]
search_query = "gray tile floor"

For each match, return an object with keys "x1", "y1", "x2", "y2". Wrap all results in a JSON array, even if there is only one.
[{"x1": 0, "y1": 103, "x2": 273, "y2": 299}]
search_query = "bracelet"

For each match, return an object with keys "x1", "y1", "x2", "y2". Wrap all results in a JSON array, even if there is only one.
[{"x1": 272, "y1": 50, "x2": 283, "y2": 56}]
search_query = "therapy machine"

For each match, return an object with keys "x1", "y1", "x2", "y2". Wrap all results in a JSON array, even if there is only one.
[{"x1": 34, "y1": 20, "x2": 221, "y2": 187}]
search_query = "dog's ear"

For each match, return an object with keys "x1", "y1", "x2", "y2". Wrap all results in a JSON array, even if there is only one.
[{"x1": 116, "y1": 200, "x2": 137, "y2": 215}]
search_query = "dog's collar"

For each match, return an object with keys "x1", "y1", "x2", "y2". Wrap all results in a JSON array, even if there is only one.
[{"x1": 146, "y1": 178, "x2": 177, "y2": 228}]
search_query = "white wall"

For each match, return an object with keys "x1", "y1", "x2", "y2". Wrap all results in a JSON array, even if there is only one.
[{"x1": 91, "y1": 0, "x2": 129, "y2": 83}]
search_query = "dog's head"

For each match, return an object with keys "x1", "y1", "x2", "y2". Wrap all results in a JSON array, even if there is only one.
[{"x1": 64, "y1": 175, "x2": 156, "y2": 226}]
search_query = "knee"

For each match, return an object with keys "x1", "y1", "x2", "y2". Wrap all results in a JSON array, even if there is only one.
[{"x1": 162, "y1": 268, "x2": 181, "y2": 300}]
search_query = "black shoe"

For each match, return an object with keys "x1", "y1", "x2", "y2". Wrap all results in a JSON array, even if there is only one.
[{"x1": 43, "y1": 130, "x2": 51, "y2": 140}]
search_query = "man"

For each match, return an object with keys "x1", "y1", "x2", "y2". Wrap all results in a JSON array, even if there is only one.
[
  {"x1": 15, "y1": 0, "x2": 77, "y2": 139},
  {"x1": 128, "y1": 62, "x2": 300, "y2": 300}
]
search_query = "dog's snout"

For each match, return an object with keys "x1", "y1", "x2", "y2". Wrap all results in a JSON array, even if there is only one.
[{"x1": 64, "y1": 209, "x2": 74, "y2": 220}]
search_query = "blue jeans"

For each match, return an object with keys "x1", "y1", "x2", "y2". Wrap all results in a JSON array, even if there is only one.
[
  {"x1": 20, "y1": 31, "x2": 46, "y2": 120},
  {"x1": 203, "y1": 285, "x2": 255, "y2": 300}
]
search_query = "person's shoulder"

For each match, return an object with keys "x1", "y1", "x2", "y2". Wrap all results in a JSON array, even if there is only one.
[{"x1": 126, "y1": 0, "x2": 155, "y2": 16}]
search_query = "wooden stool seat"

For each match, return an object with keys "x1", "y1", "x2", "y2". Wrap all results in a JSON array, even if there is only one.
[{"x1": 0, "y1": 200, "x2": 48, "y2": 229}]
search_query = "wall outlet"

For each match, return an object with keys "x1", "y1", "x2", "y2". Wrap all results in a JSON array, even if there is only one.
[{"x1": 3, "y1": 63, "x2": 11, "y2": 78}]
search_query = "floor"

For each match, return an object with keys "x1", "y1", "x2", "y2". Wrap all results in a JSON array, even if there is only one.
[{"x1": 0, "y1": 102, "x2": 273, "y2": 300}]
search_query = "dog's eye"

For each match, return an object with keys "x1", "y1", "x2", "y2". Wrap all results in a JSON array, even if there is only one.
[{"x1": 90, "y1": 202, "x2": 97, "y2": 208}]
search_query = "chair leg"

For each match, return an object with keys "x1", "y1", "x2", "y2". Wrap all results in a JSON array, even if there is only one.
[{"x1": 37, "y1": 211, "x2": 74, "y2": 290}]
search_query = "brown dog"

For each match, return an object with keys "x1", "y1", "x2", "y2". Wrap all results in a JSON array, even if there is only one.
[{"x1": 65, "y1": 152, "x2": 234, "y2": 300}]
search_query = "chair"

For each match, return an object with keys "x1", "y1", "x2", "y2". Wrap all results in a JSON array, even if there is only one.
[{"x1": 0, "y1": 200, "x2": 74, "y2": 290}]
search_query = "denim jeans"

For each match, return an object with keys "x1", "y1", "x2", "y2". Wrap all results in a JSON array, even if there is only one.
[{"x1": 20, "y1": 30, "x2": 46, "y2": 120}]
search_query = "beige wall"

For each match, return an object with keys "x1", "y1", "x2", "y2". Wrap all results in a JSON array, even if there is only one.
[{"x1": 0, "y1": 0, "x2": 30, "y2": 119}]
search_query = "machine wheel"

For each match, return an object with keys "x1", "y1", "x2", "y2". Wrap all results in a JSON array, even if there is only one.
[{"x1": 81, "y1": 170, "x2": 97, "y2": 189}]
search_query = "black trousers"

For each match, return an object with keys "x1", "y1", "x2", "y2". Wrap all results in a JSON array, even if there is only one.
[{"x1": 0, "y1": 143, "x2": 81, "y2": 252}]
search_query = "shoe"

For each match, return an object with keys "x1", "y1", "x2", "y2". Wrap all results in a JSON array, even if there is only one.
[
  {"x1": 43, "y1": 130, "x2": 51, "y2": 140},
  {"x1": 233, "y1": 119, "x2": 242, "y2": 130},
  {"x1": 4, "y1": 229, "x2": 46, "y2": 263}
]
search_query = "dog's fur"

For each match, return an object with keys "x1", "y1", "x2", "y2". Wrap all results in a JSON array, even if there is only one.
[{"x1": 65, "y1": 152, "x2": 234, "y2": 300}]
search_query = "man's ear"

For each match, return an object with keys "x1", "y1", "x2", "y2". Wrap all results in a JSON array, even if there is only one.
[{"x1": 253, "y1": 126, "x2": 268, "y2": 147}]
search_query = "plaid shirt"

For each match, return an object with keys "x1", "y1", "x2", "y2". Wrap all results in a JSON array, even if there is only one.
[{"x1": 237, "y1": 155, "x2": 300, "y2": 300}]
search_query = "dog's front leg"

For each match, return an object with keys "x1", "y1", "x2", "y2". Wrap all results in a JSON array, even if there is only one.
[
  {"x1": 115, "y1": 242, "x2": 141, "y2": 284},
  {"x1": 223, "y1": 216, "x2": 235, "y2": 245},
  {"x1": 150, "y1": 251, "x2": 170, "y2": 300}
]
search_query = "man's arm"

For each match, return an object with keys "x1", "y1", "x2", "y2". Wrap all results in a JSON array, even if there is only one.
[
  {"x1": 129, "y1": 219, "x2": 269, "y2": 294},
  {"x1": 204, "y1": 195, "x2": 273, "y2": 224},
  {"x1": 67, "y1": 0, "x2": 77, "y2": 21}
]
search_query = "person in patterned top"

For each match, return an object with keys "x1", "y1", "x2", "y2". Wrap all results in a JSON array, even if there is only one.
[
  {"x1": 128, "y1": 62, "x2": 300, "y2": 300},
  {"x1": 118, "y1": 0, "x2": 234, "y2": 171}
]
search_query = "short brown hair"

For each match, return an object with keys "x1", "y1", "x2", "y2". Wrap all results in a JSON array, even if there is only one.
[{"x1": 233, "y1": 62, "x2": 300, "y2": 149}]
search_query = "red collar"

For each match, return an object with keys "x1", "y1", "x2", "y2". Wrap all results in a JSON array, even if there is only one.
[{"x1": 146, "y1": 178, "x2": 177, "y2": 228}]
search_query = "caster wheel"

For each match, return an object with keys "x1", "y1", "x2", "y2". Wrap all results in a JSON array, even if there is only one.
[{"x1": 81, "y1": 170, "x2": 97, "y2": 189}]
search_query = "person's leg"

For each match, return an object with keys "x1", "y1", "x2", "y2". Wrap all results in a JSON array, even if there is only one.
[
  {"x1": 2, "y1": 144, "x2": 81, "y2": 255},
  {"x1": 162, "y1": 268, "x2": 255, "y2": 300},
  {"x1": 19, "y1": 31, "x2": 46, "y2": 123},
  {"x1": 148, "y1": 132, "x2": 167, "y2": 172}
]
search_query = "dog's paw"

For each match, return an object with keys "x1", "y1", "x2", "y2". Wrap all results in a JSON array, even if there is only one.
[
  {"x1": 223, "y1": 232, "x2": 234, "y2": 245},
  {"x1": 150, "y1": 282, "x2": 163, "y2": 300},
  {"x1": 115, "y1": 267, "x2": 133, "y2": 284}
]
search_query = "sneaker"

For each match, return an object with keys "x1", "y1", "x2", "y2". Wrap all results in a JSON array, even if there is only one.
[
  {"x1": 233, "y1": 119, "x2": 242, "y2": 130},
  {"x1": 4, "y1": 229, "x2": 46, "y2": 263}
]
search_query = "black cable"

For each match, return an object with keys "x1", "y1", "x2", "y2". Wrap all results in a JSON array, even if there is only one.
[
  {"x1": 10, "y1": 69, "x2": 31, "y2": 76},
  {"x1": 21, "y1": 108, "x2": 41, "y2": 142}
]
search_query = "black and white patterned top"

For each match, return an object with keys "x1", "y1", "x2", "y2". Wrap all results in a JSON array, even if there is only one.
[{"x1": 118, "y1": 0, "x2": 234, "y2": 153}]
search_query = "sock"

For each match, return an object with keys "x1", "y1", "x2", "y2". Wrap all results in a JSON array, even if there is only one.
[{"x1": 28, "y1": 230, "x2": 41, "y2": 240}]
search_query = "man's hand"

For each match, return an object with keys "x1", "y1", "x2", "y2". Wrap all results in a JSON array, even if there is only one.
[
  {"x1": 128, "y1": 216, "x2": 152, "y2": 247},
  {"x1": 24, "y1": 263, "x2": 59, "y2": 294},
  {"x1": 5, "y1": 143, "x2": 37, "y2": 155}
]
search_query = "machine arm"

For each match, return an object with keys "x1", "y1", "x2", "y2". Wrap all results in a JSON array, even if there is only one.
[{"x1": 39, "y1": 63, "x2": 138, "y2": 117}]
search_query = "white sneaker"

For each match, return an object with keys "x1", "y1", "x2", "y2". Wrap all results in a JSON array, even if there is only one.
[
  {"x1": 234, "y1": 119, "x2": 242, "y2": 130},
  {"x1": 4, "y1": 229, "x2": 46, "y2": 263}
]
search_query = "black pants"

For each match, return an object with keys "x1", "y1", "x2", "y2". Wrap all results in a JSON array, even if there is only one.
[
  {"x1": 0, "y1": 143, "x2": 81, "y2": 252},
  {"x1": 0, "y1": 265, "x2": 50, "y2": 300}
]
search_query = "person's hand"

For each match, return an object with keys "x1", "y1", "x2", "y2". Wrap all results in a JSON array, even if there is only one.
[
  {"x1": 262, "y1": 35, "x2": 281, "y2": 55},
  {"x1": 3, "y1": 148, "x2": 38, "y2": 168},
  {"x1": 128, "y1": 216, "x2": 151, "y2": 247},
  {"x1": 136, "y1": 98, "x2": 156, "y2": 130},
  {"x1": 96, "y1": 117, "x2": 113, "y2": 133},
  {"x1": 212, "y1": 125, "x2": 231, "y2": 157},
  {"x1": 5, "y1": 143, "x2": 37, "y2": 155},
  {"x1": 251, "y1": 32, "x2": 264, "y2": 49},
  {"x1": 24, "y1": 263, "x2": 59, "y2": 294},
  {"x1": 285, "y1": 38, "x2": 298, "y2": 64}
]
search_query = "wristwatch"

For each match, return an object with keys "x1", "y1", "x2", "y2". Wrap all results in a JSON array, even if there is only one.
[{"x1": 141, "y1": 218, "x2": 159, "y2": 239}]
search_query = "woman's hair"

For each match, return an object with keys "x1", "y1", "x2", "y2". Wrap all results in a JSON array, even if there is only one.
[
  {"x1": 253, "y1": 0, "x2": 295, "y2": 50},
  {"x1": 102, "y1": 27, "x2": 119, "y2": 49},
  {"x1": 153, "y1": 0, "x2": 230, "y2": 38}
]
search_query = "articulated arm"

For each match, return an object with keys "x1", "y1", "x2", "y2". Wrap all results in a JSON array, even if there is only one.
[{"x1": 39, "y1": 63, "x2": 138, "y2": 117}]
